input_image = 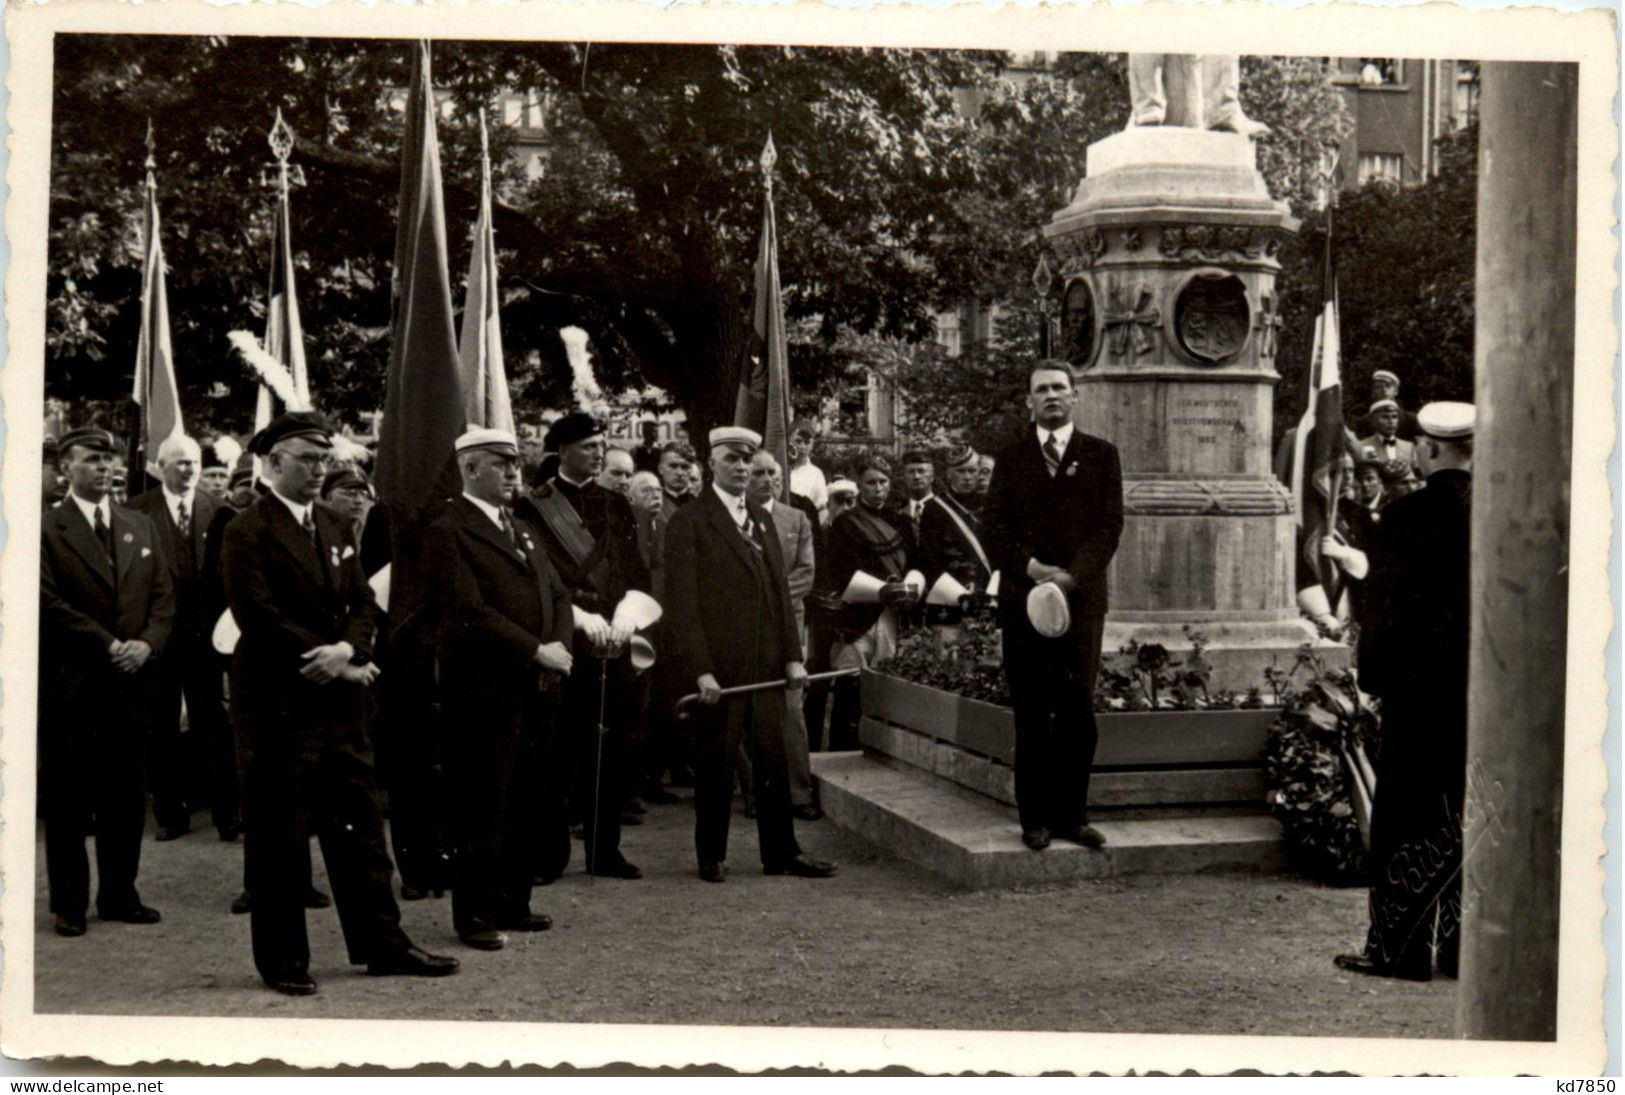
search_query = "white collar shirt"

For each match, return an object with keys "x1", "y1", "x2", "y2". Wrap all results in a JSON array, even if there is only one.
[
  {"x1": 462, "y1": 492, "x2": 505, "y2": 531},
  {"x1": 161, "y1": 485, "x2": 196, "y2": 526},
  {"x1": 269, "y1": 487, "x2": 314, "y2": 530},
  {"x1": 1036, "y1": 422, "x2": 1075, "y2": 451},
  {"x1": 70, "y1": 492, "x2": 111, "y2": 531},
  {"x1": 712, "y1": 482, "x2": 750, "y2": 529}
]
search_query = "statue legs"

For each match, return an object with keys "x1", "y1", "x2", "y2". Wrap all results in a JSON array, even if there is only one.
[{"x1": 1127, "y1": 54, "x2": 1271, "y2": 138}]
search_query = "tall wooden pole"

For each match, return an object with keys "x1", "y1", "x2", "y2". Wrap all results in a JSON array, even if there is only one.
[{"x1": 1457, "y1": 61, "x2": 1577, "y2": 1042}]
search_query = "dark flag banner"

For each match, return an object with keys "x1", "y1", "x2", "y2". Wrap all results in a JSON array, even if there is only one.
[
  {"x1": 1288, "y1": 244, "x2": 1345, "y2": 608},
  {"x1": 735, "y1": 133, "x2": 793, "y2": 495},
  {"x1": 457, "y1": 108, "x2": 514, "y2": 434},
  {"x1": 130, "y1": 128, "x2": 183, "y2": 482},
  {"x1": 376, "y1": 39, "x2": 464, "y2": 531}
]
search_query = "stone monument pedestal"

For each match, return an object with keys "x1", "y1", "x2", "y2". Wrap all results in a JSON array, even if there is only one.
[{"x1": 1044, "y1": 127, "x2": 1345, "y2": 695}]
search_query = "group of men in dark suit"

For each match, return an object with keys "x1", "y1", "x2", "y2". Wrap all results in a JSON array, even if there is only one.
[{"x1": 40, "y1": 361, "x2": 1143, "y2": 993}]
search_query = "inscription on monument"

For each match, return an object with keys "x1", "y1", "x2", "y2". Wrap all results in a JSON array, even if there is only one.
[{"x1": 1170, "y1": 395, "x2": 1243, "y2": 444}]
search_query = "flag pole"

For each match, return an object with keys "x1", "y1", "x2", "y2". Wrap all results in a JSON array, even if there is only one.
[{"x1": 128, "y1": 120, "x2": 158, "y2": 488}]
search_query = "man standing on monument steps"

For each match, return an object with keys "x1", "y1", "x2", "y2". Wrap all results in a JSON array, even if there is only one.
[{"x1": 984, "y1": 363, "x2": 1124, "y2": 853}]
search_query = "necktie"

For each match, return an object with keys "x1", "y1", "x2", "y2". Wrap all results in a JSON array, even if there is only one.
[
  {"x1": 499, "y1": 507, "x2": 520, "y2": 551},
  {"x1": 301, "y1": 507, "x2": 316, "y2": 542},
  {"x1": 175, "y1": 499, "x2": 189, "y2": 533},
  {"x1": 94, "y1": 506, "x2": 114, "y2": 564},
  {"x1": 1043, "y1": 434, "x2": 1063, "y2": 477}
]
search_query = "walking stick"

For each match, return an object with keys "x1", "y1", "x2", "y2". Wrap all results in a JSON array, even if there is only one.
[
  {"x1": 673, "y1": 668, "x2": 861, "y2": 721},
  {"x1": 587, "y1": 647, "x2": 611, "y2": 882}
]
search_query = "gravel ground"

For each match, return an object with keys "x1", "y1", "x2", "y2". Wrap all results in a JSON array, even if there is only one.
[{"x1": 31, "y1": 793, "x2": 1454, "y2": 1037}]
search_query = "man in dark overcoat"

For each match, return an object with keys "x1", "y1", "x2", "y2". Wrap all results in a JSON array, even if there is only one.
[
  {"x1": 425, "y1": 428, "x2": 575, "y2": 951},
  {"x1": 1338, "y1": 401, "x2": 1476, "y2": 982},
  {"x1": 221, "y1": 411, "x2": 457, "y2": 995},
  {"x1": 663, "y1": 427, "x2": 836, "y2": 883},
  {"x1": 514, "y1": 411, "x2": 651, "y2": 880},
  {"x1": 916, "y1": 444, "x2": 993, "y2": 593},
  {"x1": 130, "y1": 432, "x2": 229, "y2": 841},
  {"x1": 40, "y1": 427, "x2": 176, "y2": 937},
  {"x1": 983, "y1": 362, "x2": 1124, "y2": 852}
]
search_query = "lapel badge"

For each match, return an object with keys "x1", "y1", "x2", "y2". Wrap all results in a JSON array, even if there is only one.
[
  {"x1": 342, "y1": 544, "x2": 356, "y2": 560},
  {"x1": 1066, "y1": 464, "x2": 1078, "y2": 477},
  {"x1": 121, "y1": 532, "x2": 134, "y2": 543},
  {"x1": 330, "y1": 545, "x2": 340, "y2": 566}
]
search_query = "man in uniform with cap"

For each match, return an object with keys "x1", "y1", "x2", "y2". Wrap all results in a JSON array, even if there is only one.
[
  {"x1": 664, "y1": 426, "x2": 837, "y2": 882},
  {"x1": 1356, "y1": 400, "x2": 1420, "y2": 480},
  {"x1": 40, "y1": 426, "x2": 175, "y2": 937},
  {"x1": 514, "y1": 410, "x2": 651, "y2": 880},
  {"x1": 1337, "y1": 401, "x2": 1476, "y2": 982},
  {"x1": 916, "y1": 444, "x2": 993, "y2": 593},
  {"x1": 1358, "y1": 370, "x2": 1420, "y2": 441},
  {"x1": 984, "y1": 362, "x2": 1123, "y2": 852},
  {"x1": 131, "y1": 433, "x2": 225, "y2": 842},
  {"x1": 425, "y1": 428, "x2": 576, "y2": 950},
  {"x1": 222, "y1": 411, "x2": 458, "y2": 995}
]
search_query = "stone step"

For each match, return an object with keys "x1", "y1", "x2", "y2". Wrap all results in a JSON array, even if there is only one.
[
  {"x1": 812, "y1": 751, "x2": 1284, "y2": 890},
  {"x1": 861, "y1": 716, "x2": 1266, "y2": 815}
]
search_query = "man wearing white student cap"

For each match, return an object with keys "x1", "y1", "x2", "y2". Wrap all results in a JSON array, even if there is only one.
[
  {"x1": 424, "y1": 427, "x2": 576, "y2": 950},
  {"x1": 663, "y1": 425, "x2": 836, "y2": 883},
  {"x1": 1339, "y1": 400, "x2": 1474, "y2": 982}
]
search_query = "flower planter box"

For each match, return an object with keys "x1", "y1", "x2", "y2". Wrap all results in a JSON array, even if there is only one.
[{"x1": 859, "y1": 670, "x2": 1275, "y2": 769}]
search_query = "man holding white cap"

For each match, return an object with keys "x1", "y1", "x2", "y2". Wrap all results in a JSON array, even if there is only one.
[
  {"x1": 425, "y1": 428, "x2": 576, "y2": 950},
  {"x1": 984, "y1": 362, "x2": 1123, "y2": 853},
  {"x1": 1339, "y1": 400, "x2": 1474, "y2": 982},
  {"x1": 664, "y1": 426, "x2": 836, "y2": 883}
]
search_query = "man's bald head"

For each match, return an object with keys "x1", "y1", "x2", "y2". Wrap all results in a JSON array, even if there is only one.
[{"x1": 156, "y1": 433, "x2": 202, "y2": 494}]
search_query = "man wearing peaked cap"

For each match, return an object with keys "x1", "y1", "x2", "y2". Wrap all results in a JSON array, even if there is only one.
[
  {"x1": 515, "y1": 409, "x2": 651, "y2": 881},
  {"x1": 1339, "y1": 400, "x2": 1475, "y2": 983},
  {"x1": 1361, "y1": 369, "x2": 1420, "y2": 441},
  {"x1": 39, "y1": 425, "x2": 176, "y2": 938},
  {"x1": 916, "y1": 444, "x2": 992, "y2": 598},
  {"x1": 664, "y1": 425, "x2": 836, "y2": 882},
  {"x1": 424, "y1": 427, "x2": 575, "y2": 950},
  {"x1": 1356, "y1": 399, "x2": 1419, "y2": 481},
  {"x1": 221, "y1": 411, "x2": 458, "y2": 994}
]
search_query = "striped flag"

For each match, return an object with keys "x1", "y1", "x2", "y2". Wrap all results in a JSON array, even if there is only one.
[
  {"x1": 130, "y1": 134, "x2": 184, "y2": 481},
  {"x1": 457, "y1": 109, "x2": 514, "y2": 434},
  {"x1": 1288, "y1": 242, "x2": 1346, "y2": 606},
  {"x1": 375, "y1": 39, "x2": 464, "y2": 531},
  {"x1": 256, "y1": 146, "x2": 311, "y2": 440},
  {"x1": 734, "y1": 133, "x2": 792, "y2": 496}
]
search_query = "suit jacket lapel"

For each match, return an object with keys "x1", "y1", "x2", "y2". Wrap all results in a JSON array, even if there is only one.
[
  {"x1": 265, "y1": 496, "x2": 327, "y2": 588},
  {"x1": 111, "y1": 507, "x2": 140, "y2": 585},
  {"x1": 58, "y1": 502, "x2": 115, "y2": 588},
  {"x1": 704, "y1": 490, "x2": 757, "y2": 573},
  {"x1": 456, "y1": 497, "x2": 530, "y2": 571},
  {"x1": 189, "y1": 493, "x2": 213, "y2": 566}
]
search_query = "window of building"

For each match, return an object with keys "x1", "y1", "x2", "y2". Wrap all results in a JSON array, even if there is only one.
[
  {"x1": 525, "y1": 96, "x2": 548, "y2": 130},
  {"x1": 1358, "y1": 58, "x2": 1404, "y2": 86},
  {"x1": 1453, "y1": 62, "x2": 1481, "y2": 130},
  {"x1": 1357, "y1": 152, "x2": 1406, "y2": 186},
  {"x1": 934, "y1": 309, "x2": 963, "y2": 358},
  {"x1": 501, "y1": 96, "x2": 523, "y2": 127}
]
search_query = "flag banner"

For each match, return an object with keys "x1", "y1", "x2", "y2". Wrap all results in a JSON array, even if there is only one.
[
  {"x1": 1288, "y1": 267, "x2": 1345, "y2": 606},
  {"x1": 376, "y1": 39, "x2": 464, "y2": 530},
  {"x1": 457, "y1": 110, "x2": 515, "y2": 434},
  {"x1": 736, "y1": 134, "x2": 792, "y2": 495},
  {"x1": 263, "y1": 181, "x2": 310, "y2": 409},
  {"x1": 131, "y1": 152, "x2": 183, "y2": 481}
]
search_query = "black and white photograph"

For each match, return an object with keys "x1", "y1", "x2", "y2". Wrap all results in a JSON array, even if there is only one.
[{"x1": 0, "y1": 1, "x2": 1614, "y2": 1076}]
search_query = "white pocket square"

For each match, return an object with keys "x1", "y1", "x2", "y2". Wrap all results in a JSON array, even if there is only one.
[
  {"x1": 342, "y1": 545, "x2": 356, "y2": 560},
  {"x1": 140, "y1": 546, "x2": 152, "y2": 558}
]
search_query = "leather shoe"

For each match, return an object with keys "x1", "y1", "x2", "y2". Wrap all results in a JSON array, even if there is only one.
[
  {"x1": 304, "y1": 887, "x2": 332, "y2": 909},
  {"x1": 53, "y1": 913, "x2": 86, "y2": 937},
  {"x1": 698, "y1": 862, "x2": 727, "y2": 884},
  {"x1": 154, "y1": 823, "x2": 190, "y2": 842},
  {"x1": 99, "y1": 903, "x2": 161, "y2": 925},
  {"x1": 367, "y1": 946, "x2": 460, "y2": 977},
  {"x1": 266, "y1": 974, "x2": 319, "y2": 996},
  {"x1": 1056, "y1": 824, "x2": 1107, "y2": 849},
  {"x1": 1022, "y1": 827, "x2": 1052, "y2": 851},
  {"x1": 1333, "y1": 952, "x2": 1431, "y2": 982},
  {"x1": 793, "y1": 804, "x2": 825, "y2": 822},
  {"x1": 495, "y1": 912, "x2": 553, "y2": 932},
  {"x1": 588, "y1": 857, "x2": 643, "y2": 880},
  {"x1": 230, "y1": 890, "x2": 252, "y2": 915},
  {"x1": 764, "y1": 853, "x2": 838, "y2": 878},
  {"x1": 458, "y1": 929, "x2": 507, "y2": 951}
]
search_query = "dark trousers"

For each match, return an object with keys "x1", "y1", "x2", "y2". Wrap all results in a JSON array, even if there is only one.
[
  {"x1": 1001, "y1": 612, "x2": 1105, "y2": 833},
  {"x1": 150, "y1": 637, "x2": 232, "y2": 832},
  {"x1": 801, "y1": 612, "x2": 836, "y2": 752},
  {"x1": 560, "y1": 650, "x2": 634, "y2": 873},
  {"x1": 693, "y1": 694, "x2": 799, "y2": 867},
  {"x1": 42, "y1": 715, "x2": 149, "y2": 918},
  {"x1": 374, "y1": 637, "x2": 450, "y2": 892},
  {"x1": 242, "y1": 725, "x2": 409, "y2": 983},
  {"x1": 447, "y1": 696, "x2": 550, "y2": 934},
  {"x1": 1361, "y1": 701, "x2": 1465, "y2": 978}
]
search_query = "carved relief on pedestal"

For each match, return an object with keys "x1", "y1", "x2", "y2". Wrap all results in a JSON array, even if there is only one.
[
  {"x1": 1101, "y1": 277, "x2": 1162, "y2": 363},
  {"x1": 1059, "y1": 277, "x2": 1099, "y2": 369},
  {"x1": 1253, "y1": 290, "x2": 1282, "y2": 361},
  {"x1": 1159, "y1": 224, "x2": 1282, "y2": 264},
  {"x1": 1122, "y1": 478, "x2": 1292, "y2": 516},
  {"x1": 1053, "y1": 226, "x2": 1107, "y2": 276},
  {"x1": 1170, "y1": 269, "x2": 1252, "y2": 366}
]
